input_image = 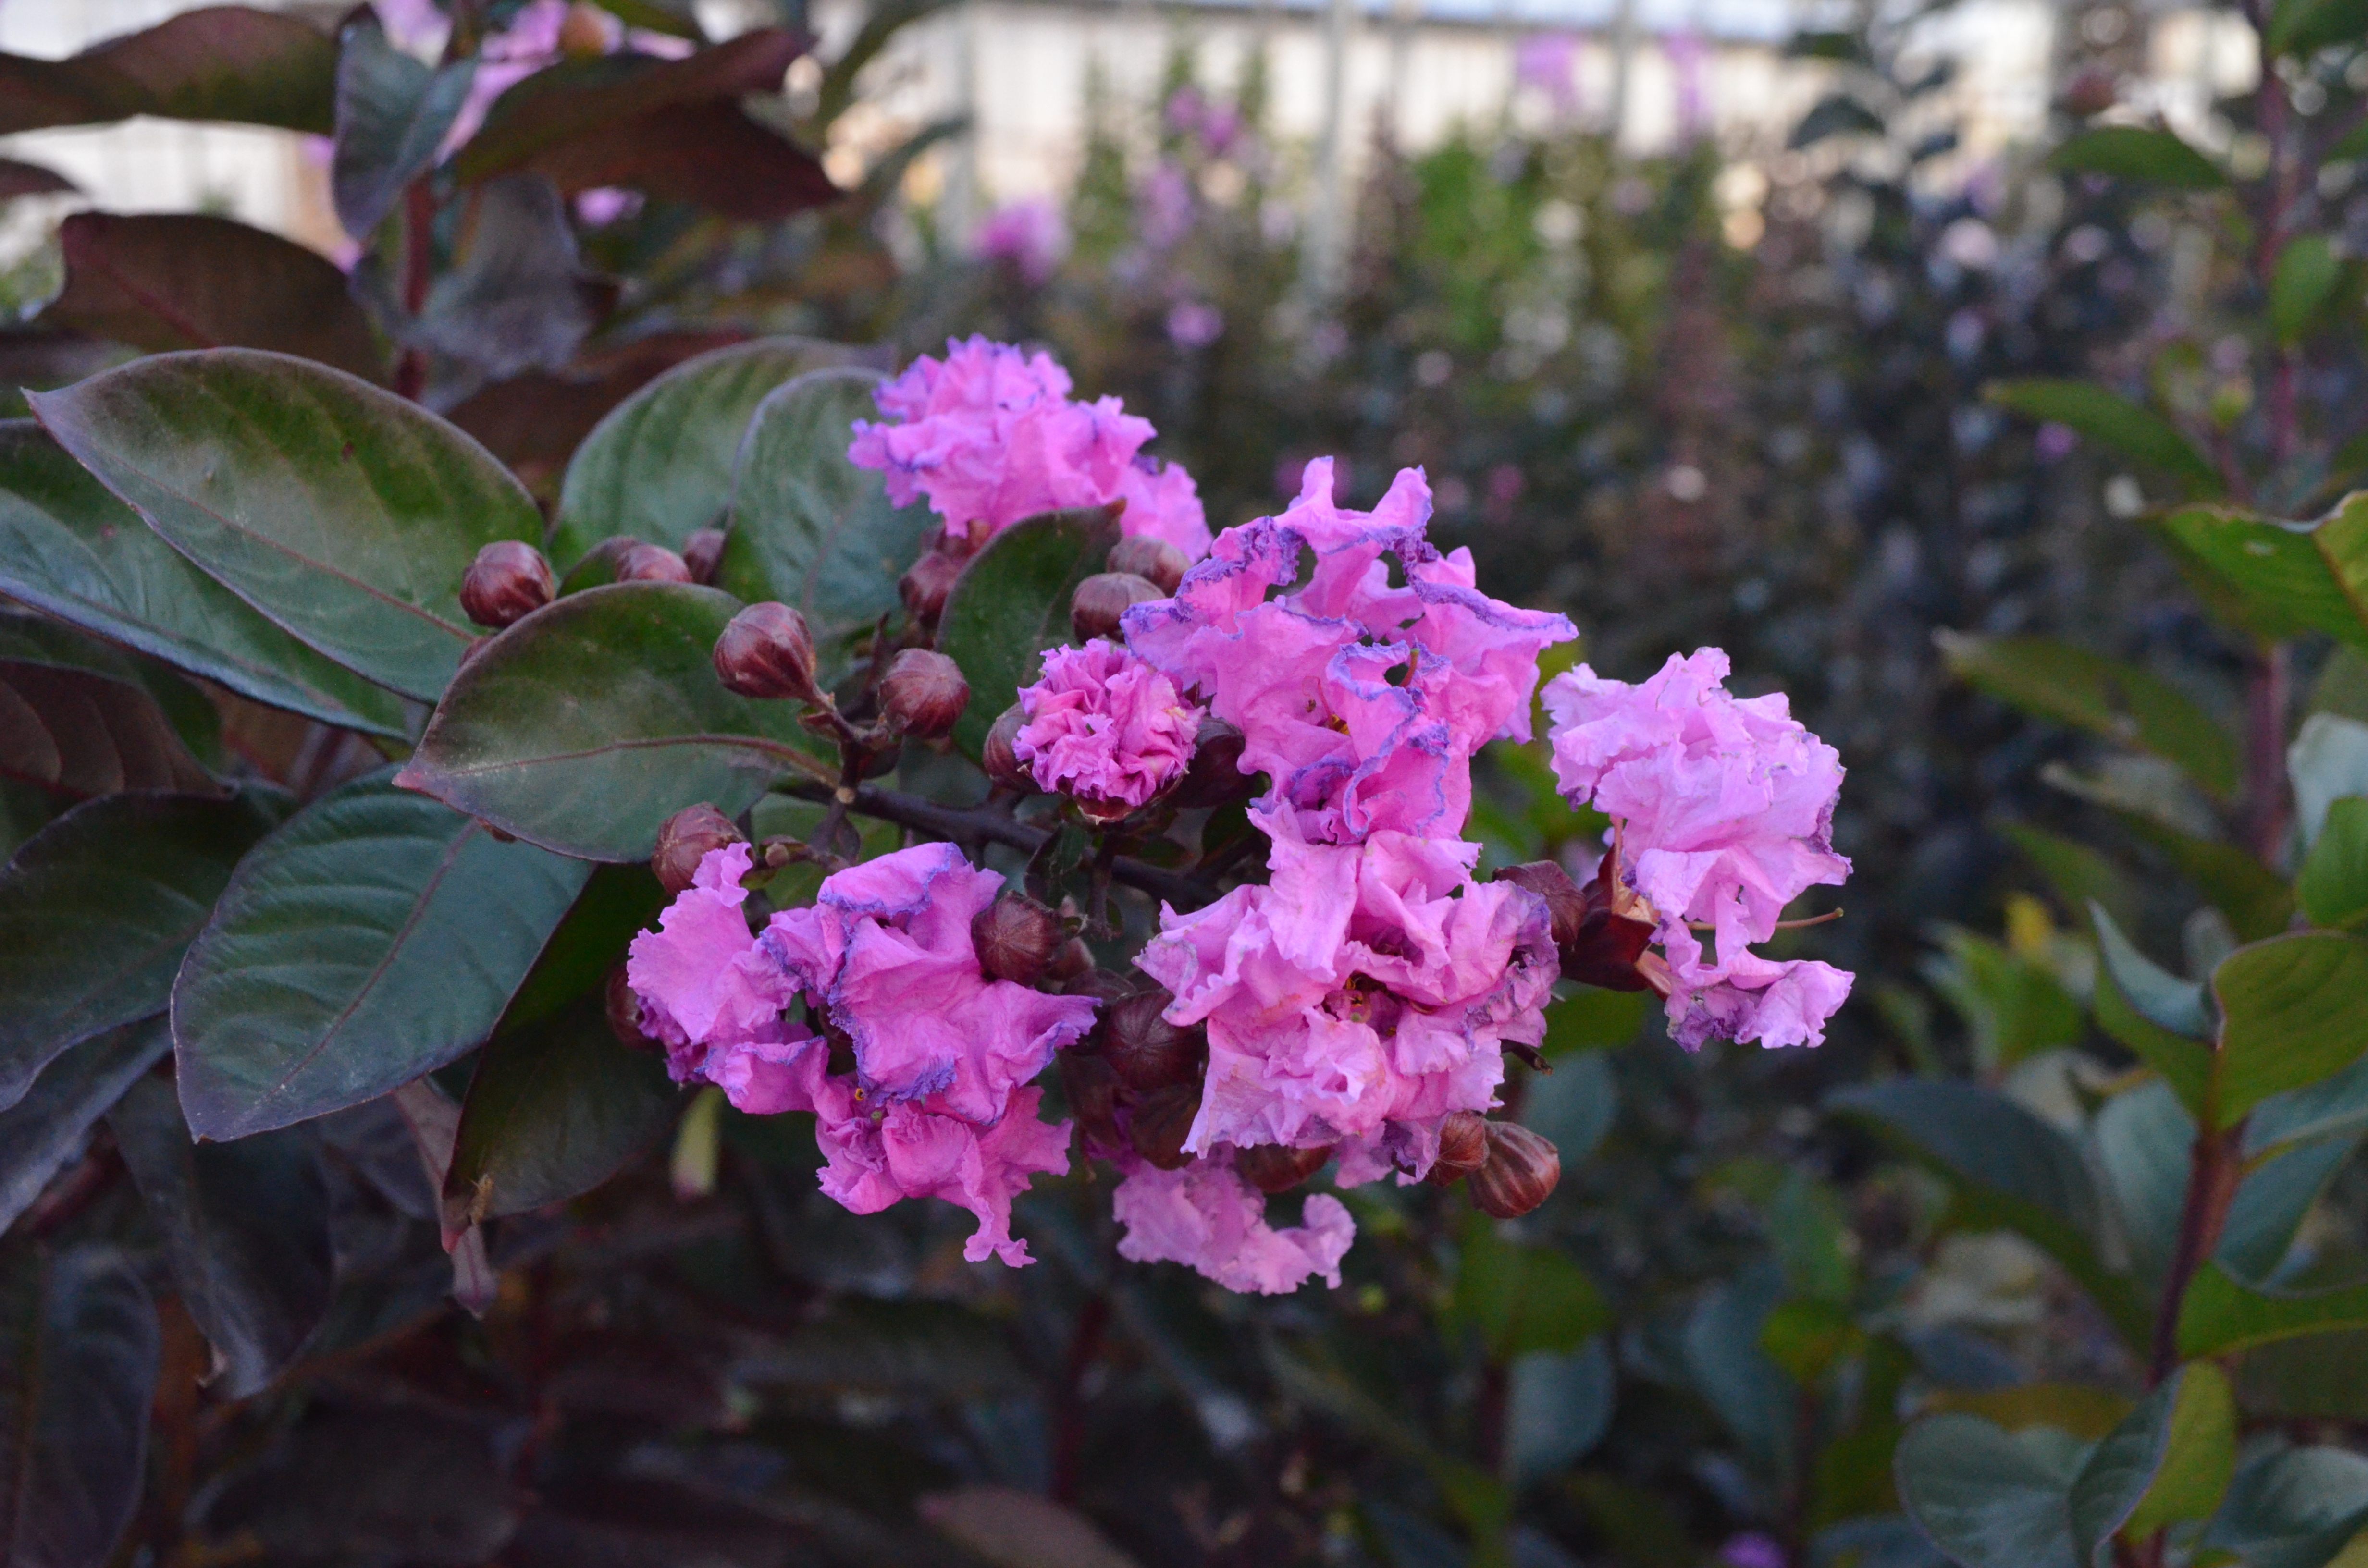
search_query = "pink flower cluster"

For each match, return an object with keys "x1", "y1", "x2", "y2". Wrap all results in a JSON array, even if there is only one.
[
  {"x1": 1110, "y1": 1150, "x2": 1354, "y2": 1295},
  {"x1": 847, "y1": 337, "x2": 1210, "y2": 557},
  {"x1": 1543, "y1": 649, "x2": 1853, "y2": 1050},
  {"x1": 626, "y1": 841, "x2": 1095, "y2": 1265},
  {"x1": 1014, "y1": 641, "x2": 1200, "y2": 818}
]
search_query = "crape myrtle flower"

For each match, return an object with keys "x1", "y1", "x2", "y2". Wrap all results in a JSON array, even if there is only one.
[
  {"x1": 1013, "y1": 640, "x2": 1201, "y2": 820},
  {"x1": 1110, "y1": 1149, "x2": 1355, "y2": 1295},
  {"x1": 1542, "y1": 647, "x2": 1853, "y2": 1050}
]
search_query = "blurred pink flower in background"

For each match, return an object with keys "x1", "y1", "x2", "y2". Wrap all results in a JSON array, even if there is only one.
[
  {"x1": 1165, "y1": 300, "x2": 1222, "y2": 348},
  {"x1": 973, "y1": 196, "x2": 1068, "y2": 285},
  {"x1": 1514, "y1": 32, "x2": 1580, "y2": 120}
]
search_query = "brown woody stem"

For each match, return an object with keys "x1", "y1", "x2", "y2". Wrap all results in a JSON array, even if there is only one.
[{"x1": 2147, "y1": 1115, "x2": 2245, "y2": 1386}]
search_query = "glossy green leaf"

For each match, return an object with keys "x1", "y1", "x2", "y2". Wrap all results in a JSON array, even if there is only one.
[
  {"x1": 0, "y1": 790, "x2": 284, "y2": 1114},
  {"x1": 2093, "y1": 949, "x2": 2213, "y2": 1116},
  {"x1": 1985, "y1": 379, "x2": 2219, "y2": 495},
  {"x1": 2299, "y1": 799, "x2": 2368, "y2": 930},
  {"x1": 1895, "y1": 1413, "x2": 2081, "y2": 1568},
  {"x1": 2122, "y1": 1363, "x2": 2235, "y2": 1540},
  {"x1": 443, "y1": 996, "x2": 677, "y2": 1229},
  {"x1": 2091, "y1": 903, "x2": 2210, "y2": 1039},
  {"x1": 2179, "y1": 1263, "x2": 2368, "y2": 1357},
  {"x1": 0, "y1": 423, "x2": 410, "y2": 736},
  {"x1": 2048, "y1": 126, "x2": 2227, "y2": 190},
  {"x1": 2001, "y1": 821, "x2": 2140, "y2": 932},
  {"x1": 2272, "y1": 235, "x2": 2343, "y2": 345},
  {"x1": 44, "y1": 213, "x2": 382, "y2": 382},
  {"x1": 2292, "y1": 716, "x2": 2368, "y2": 849},
  {"x1": 1451, "y1": 1221, "x2": 1611, "y2": 1361},
  {"x1": 713, "y1": 367, "x2": 937, "y2": 673},
  {"x1": 2212, "y1": 933, "x2": 2368, "y2": 1127},
  {"x1": 1938, "y1": 632, "x2": 2239, "y2": 797},
  {"x1": 0, "y1": 1020, "x2": 171, "y2": 1235},
  {"x1": 2066, "y1": 1372, "x2": 2177, "y2": 1566},
  {"x1": 108, "y1": 1077, "x2": 331, "y2": 1399},
  {"x1": 0, "y1": 640, "x2": 218, "y2": 800},
  {"x1": 0, "y1": 5, "x2": 337, "y2": 135},
  {"x1": 2091, "y1": 1081, "x2": 2196, "y2": 1282},
  {"x1": 937, "y1": 506, "x2": 1122, "y2": 761},
  {"x1": 2250, "y1": 1056, "x2": 2368, "y2": 1153},
  {"x1": 2200, "y1": 1446, "x2": 2368, "y2": 1568},
  {"x1": 2112, "y1": 813, "x2": 2294, "y2": 943},
  {"x1": 172, "y1": 770, "x2": 590, "y2": 1140},
  {"x1": 331, "y1": 12, "x2": 475, "y2": 239},
  {"x1": 496, "y1": 863, "x2": 667, "y2": 1035},
  {"x1": 2156, "y1": 498, "x2": 2368, "y2": 649},
  {"x1": 2272, "y1": 0, "x2": 2368, "y2": 58},
  {"x1": 550, "y1": 337, "x2": 868, "y2": 567},
  {"x1": 396, "y1": 583, "x2": 825, "y2": 861},
  {"x1": 2220, "y1": 1132, "x2": 2356, "y2": 1283},
  {"x1": 0, "y1": 611, "x2": 220, "y2": 765},
  {"x1": 0, "y1": 1244, "x2": 158, "y2": 1568},
  {"x1": 30, "y1": 349, "x2": 543, "y2": 702}
]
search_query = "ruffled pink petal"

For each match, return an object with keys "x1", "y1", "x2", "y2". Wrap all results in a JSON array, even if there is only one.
[
  {"x1": 1015, "y1": 641, "x2": 1201, "y2": 813},
  {"x1": 1110, "y1": 1152, "x2": 1354, "y2": 1293}
]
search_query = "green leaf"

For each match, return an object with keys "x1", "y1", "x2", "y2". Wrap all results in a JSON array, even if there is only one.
[
  {"x1": 30, "y1": 349, "x2": 543, "y2": 702},
  {"x1": 2250, "y1": 1056, "x2": 2368, "y2": 1153},
  {"x1": 2271, "y1": 0, "x2": 2368, "y2": 57},
  {"x1": 1768, "y1": 1169, "x2": 1855, "y2": 1306},
  {"x1": 2156, "y1": 497, "x2": 2368, "y2": 649},
  {"x1": 2212, "y1": 932, "x2": 2368, "y2": 1127},
  {"x1": 443, "y1": 996, "x2": 677, "y2": 1229},
  {"x1": 0, "y1": 790, "x2": 284, "y2": 1114},
  {"x1": 0, "y1": 610, "x2": 221, "y2": 766},
  {"x1": 1937, "y1": 632, "x2": 2239, "y2": 798},
  {"x1": 2112, "y1": 814, "x2": 2296, "y2": 943},
  {"x1": 2092, "y1": 941, "x2": 2213, "y2": 1116},
  {"x1": 0, "y1": 1244, "x2": 158, "y2": 1568},
  {"x1": 2240, "y1": 1330, "x2": 2368, "y2": 1420},
  {"x1": 2001, "y1": 821, "x2": 2140, "y2": 933},
  {"x1": 1450, "y1": 1220, "x2": 1611, "y2": 1361},
  {"x1": 1895, "y1": 1413, "x2": 2082, "y2": 1568},
  {"x1": 0, "y1": 1021, "x2": 171, "y2": 1235},
  {"x1": 331, "y1": 12, "x2": 475, "y2": 239},
  {"x1": 495, "y1": 863, "x2": 667, "y2": 1035},
  {"x1": 2179, "y1": 1263, "x2": 2368, "y2": 1357},
  {"x1": 2201, "y1": 1447, "x2": 2368, "y2": 1568},
  {"x1": 2301, "y1": 799, "x2": 2368, "y2": 931},
  {"x1": 108, "y1": 1077, "x2": 331, "y2": 1399},
  {"x1": 0, "y1": 635, "x2": 219, "y2": 800},
  {"x1": 2066, "y1": 1374, "x2": 2176, "y2": 1566},
  {"x1": 396, "y1": 583, "x2": 825, "y2": 861},
  {"x1": 2125, "y1": 1363, "x2": 2236, "y2": 1538},
  {"x1": 2220, "y1": 1132, "x2": 2356, "y2": 1282},
  {"x1": 1540, "y1": 986, "x2": 1649, "y2": 1056},
  {"x1": 937, "y1": 506, "x2": 1122, "y2": 761},
  {"x1": 1921, "y1": 926, "x2": 2086, "y2": 1070},
  {"x1": 1681, "y1": 1262, "x2": 1794, "y2": 1482},
  {"x1": 172, "y1": 770, "x2": 591, "y2": 1140},
  {"x1": 0, "y1": 422, "x2": 410, "y2": 736},
  {"x1": 2091, "y1": 1080, "x2": 2197, "y2": 1282},
  {"x1": 2293, "y1": 716, "x2": 2368, "y2": 849},
  {"x1": 713, "y1": 367, "x2": 937, "y2": 675},
  {"x1": 1503, "y1": 1339, "x2": 1614, "y2": 1489},
  {"x1": 43, "y1": 213, "x2": 383, "y2": 382},
  {"x1": 1520, "y1": 1050, "x2": 1617, "y2": 1167},
  {"x1": 2048, "y1": 126, "x2": 2227, "y2": 190},
  {"x1": 2273, "y1": 235, "x2": 2344, "y2": 345},
  {"x1": 0, "y1": 5, "x2": 337, "y2": 135},
  {"x1": 1986, "y1": 378, "x2": 2220, "y2": 496},
  {"x1": 551, "y1": 337, "x2": 869, "y2": 568},
  {"x1": 2091, "y1": 902, "x2": 2210, "y2": 1038}
]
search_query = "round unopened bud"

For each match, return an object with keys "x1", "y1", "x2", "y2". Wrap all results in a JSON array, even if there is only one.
[
  {"x1": 878, "y1": 648, "x2": 969, "y2": 739},
  {"x1": 1071, "y1": 572, "x2": 1163, "y2": 642},
  {"x1": 1099, "y1": 989, "x2": 1206, "y2": 1092},
  {"x1": 617, "y1": 542, "x2": 693, "y2": 583},
  {"x1": 1107, "y1": 535, "x2": 1190, "y2": 594},
  {"x1": 1128, "y1": 1084, "x2": 1199, "y2": 1170},
  {"x1": 559, "y1": 0, "x2": 616, "y2": 57},
  {"x1": 713, "y1": 601, "x2": 819, "y2": 702},
  {"x1": 653, "y1": 802, "x2": 744, "y2": 895},
  {"x1": 682, "y1": 527, "x2": 727, "y2": 585},
  {"x1": 972, "y1": 891, "x2": 1063, "y2": 985},
  {"x1": 1494, "y1": 861, "x2": 1587, "y2": 949},
  {"x1": 1060, "y1": 1050, "x2": 1122, "y2": 1150},
  {"x1": 1172, "y1": 715, "x2": 1254, "y2": 808},
  {"x1": 460, "y1": 540, "x2": 556, "y2": 629},
  {"x1": 1424, "y1": 1110, "x2": 1490, "y2": 1186},
  {"x1": 1046, "y1": 937, "x2": 1095, "y2": 985},
  {"x1": 1468, "y1": 1122, "x2": 1560, "y2": 1218},
  {"x1": 900, "y1": 549, "x2": 962, "y2": 624},
  {"x1": 1236, "y1": 1142, "x2": 1329, "y2": 1194},
  {"x1": 1061, "y1": 968, "x2": 1136, "y2": 1005},
  {"x1": 2059, "y1": 66, "x2": 2117, "y2": 118},
  {"x1": 983, "y1": 704, "x2": 1034, "y2": 792},
  {"x1": 606, "y1": 964, "x2": 655, "y2": 1050}
]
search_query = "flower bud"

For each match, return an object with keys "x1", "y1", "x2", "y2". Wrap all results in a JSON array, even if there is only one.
[
  {"x1": 617, "y1": 542, "x2": 693, "y2": 583},
  {"x1": 1236, "y1": 1142, "x2": 1329, "y2": 1194},
  {"x1": 1560, "y1": 871, "x2": 1657, "y2": 992},
  {"x1": 1468, "y1": 1122, "x2": 1560, "y2": 1218},
  {"x1": 1107, "y1": 535, "x2": 1190, "y2": 594},
  {"x1": 681, "y1": 527, "x2": 727, "y2": 585},
  {"x1": 1098, "y1": 989, "x2": 1206, "y2": 1092},
  {"x1": 1128, "y1": 1083, "x2": 1199, "y2": 1170},
  {"x1": 900, "y1": 549, "x2": 962, "y2": 624},
  {"x1": 1071, "y1": 572, "x2": 1163, "y2": 642},
  {"x1": 1061, "y1": 968, "x2": 1136, "y2": 1005},
  {"x1": 972, "y1": 891, "x2": 1063, "y2": 985},
  {"x1": 559, "y1": 0, "x2": 615, "y2": 57},
  {"x1": 1494, "y1": 861, "x2": 1586, "y2": 949},
  {"x1": 460, "y1": 539, "x2": 556, "y2": 629},
  {"x1": 983, "y1": 704, "x2": 1034, "y2": 792},
  {"x1": 1171, "y1": 715, "x2": 1254, "y2": 808},
  {"x1": 653, "y1": 802, "x2": 744, "y2": 895},
  {"x1": 1046, "y1": 937, "x2": 1096, "y2": 985},
  {"x1": 1060, "y1": 1049, "x2": 1122, "y2": 1150},
  {"x1": 878, "y1": 648, "x2": 969, "y2": 738},
  {"x1": 605, "y1": 963, "x2": 655, "y2": 1050},
  {"x1": 713, "y1": 602, "x2": 819, "y2": 702},
  {"x1": 1424, "y1": 1110, "x2": 1489, "y2": 1186}
]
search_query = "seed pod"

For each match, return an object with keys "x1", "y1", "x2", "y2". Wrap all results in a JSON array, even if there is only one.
[
  {"x1": 1107, "y1": 534, "x2": 1190, "y2": 594},
  {"x1": 1171, "y1": 715, "x2": 1254, "y2": 808},
  {"x1": 1560, "y1": 877, "x2": 1657, "y2": 992},
  {"x1": 1128, "y1": 1083, "x2": 1199, "y2": 1171},
  {"x1": 900, "y1": 548, "x2": 962, "y2": 624},
  {"x1": 459, "y1": 539, "x2": 556, "y2": 629},
  {"x1": 982, "y1": 704, "x2": 1034, "y2": 792},
  {"x1": 1061, "y1": 968, "x2": 1136, "y2": 1005},
  {"x1": 681, "y1": 527, "x2": 727, "y2": 585},
  {"x1": 1424, "y1": 1110, "x2": 1490, "y2": 1186},
  {"x1": 653, "y1": 802, "x2": 745, "y2": 895},
  {"x1": 1045, "y1": 937, "x2": 1095, "y2": 985},
  {"x1": 1468, "y1": 1122, "x2": 1560, "y2": 1218},
  {"x1": 1494, "y1": 861, "x2": 1587, "y2": 949},
  {"x1": 1099, "y1": 989, "x2": 1205, "y2": 1092},
  {"x1": 972, "y1": 891, "x2": 1063, "y2": 986},
  {"x1": 713, "y1": 601, "x2": 819, "y2": 702},
  {"x1": 1060, "y1": 1049, "x2": 1122, "y2": 1150},
  {"x1": 605, "y1": 964, "x2": 655, "y2": 1050},
  {"x1": 879, "y1": 648, "x2": 969, "y2": 738},
  {"x1": 1236, "y1": 1142, "x2": 1329, "y2": 1194},
  {"x1": 617, "y1": 542, "x2": 693, "y2": 583},
  {"x1": 1071, "y1": 571, "x2": 1163, "y2": 642}
]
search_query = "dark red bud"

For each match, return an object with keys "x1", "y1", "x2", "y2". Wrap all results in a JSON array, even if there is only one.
[
  {"x1": 713, "y1": 601, "x2": 819, "y2": 702},
  {"x1": 617, "y1": 542, "x2": 693, "y2": 583},
  {"x1": 879, "y1": 648, "x2": 969, "y2": 739},
  {"x1": 1046, "y1": 937, "x2": 1096, "y2": 985},
  {"x1": 653, "y1": 802, "x2": 745, "y2": 895},
  {"x1": 1128, "y1": 1083, "x2": 1200, "y2": 1170},
  {"x1": 2059, "y1": 67, "x2": 2118, "y2": 118},
  {"x1": 681, "y1": 527, "x2": 727, "y2": 584},
  {"x1": 605, "y1": 964, "x2": 655, "y2": 1050},
  {"x1": 1424, "y1": 1110, "x2": 1490, "y2": 1186},
  {"x1": 1070, "y1": 572, "x2": 1163, "y2": 642},
  {"x1": 1468, "y1": 1122, "x2": 1560, "y2": 1218},
  {"x1": 1560, "y1": 872, "x2": 1658, "y2": 992},
  {"x1": 1060, "y1": 968, "x2": 1137, "y2": 1005},
  {"x1": 1236, "y1": 1143, "x2": 1329, "y2": 1194},
  {"x1": 1060, "y1": 1049, "x2": 1122, "y2": 1150},
  {"x1": 1495, "y1": 861, "x2": 1587, "y2": 949},
  {"x1": 1107, "y1": 535, "x2": 1190, "y2": 594},
  {"x1": 460, "y1": 539, "x2": 556, "y2": 629},
  {"x1": 972, "y1": 891, "x2": 1063, "y2": 985},
  {"x1": 1171, "y1": 715, "x2": 1254, "y2": 808},
  {"x1": 900, "y1": 549, "x2": 962, "y2": 624},
  {"x1": 1098, "y1": 989, "x2": 1206, "y2": 1093},
  {"x1": 983, "y1": 704, "x2": 1034, "y2": 792}
]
